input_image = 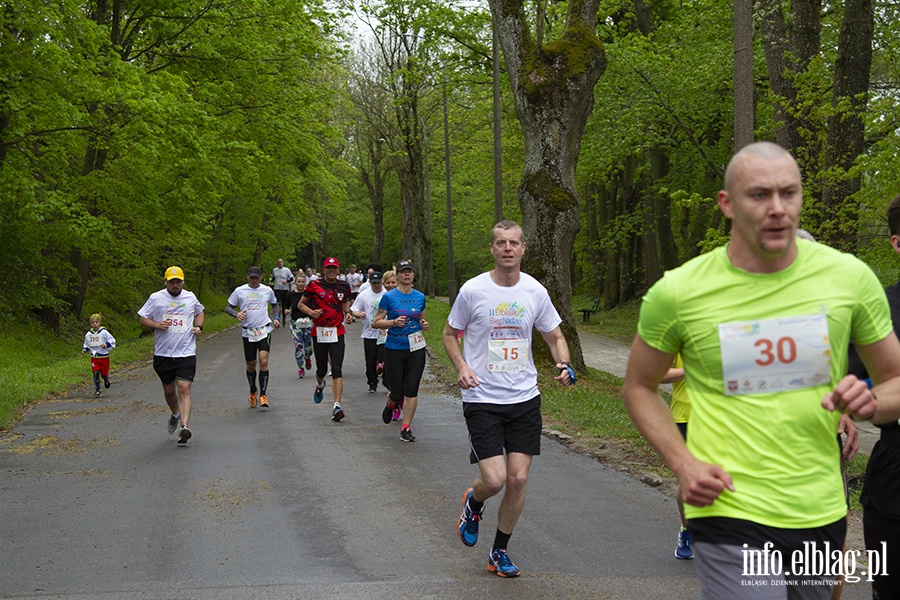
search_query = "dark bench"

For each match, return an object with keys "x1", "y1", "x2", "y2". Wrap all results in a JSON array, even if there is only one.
[{"x1": 578, "y1": 298, "x2": 602, "y2": 322}]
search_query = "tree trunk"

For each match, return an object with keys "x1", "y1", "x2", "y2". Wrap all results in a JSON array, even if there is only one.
[
  {"x1": 758, "y1": 0, "x2": 822, "y2": 173},
  {"x1": 820, "y1": 0, "x2": 873, "y2": 252},
  {"x1": 360, "y1": 137, "x2": 386, "y2": 264},
  {"x1": 598, "y1": 184, "x2": 619, "y2": 309},
  {"x1": 732, "y1": 0, "x2": 754, "y2": 150},
  {"x1": 489, "y1": 0, "x2": 607, "y2": 371},
  {"x1": 650, "y1": 148, "x2": 678, "y2": 273},
  {"x1": 583, "y1": 181, "x2": 602, "y2": 293}
]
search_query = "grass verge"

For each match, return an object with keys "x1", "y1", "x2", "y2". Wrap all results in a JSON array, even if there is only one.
[{"x1": 0, "y1": 308, "x2": 234, "y2": 431}]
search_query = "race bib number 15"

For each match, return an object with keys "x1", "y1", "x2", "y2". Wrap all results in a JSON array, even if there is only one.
[
  {"x1": 487, "y1": 339, "x2": 529, "y2": 372},
  {"x1": 718, "y1": 313, "x2": 831, "y2": 396}
]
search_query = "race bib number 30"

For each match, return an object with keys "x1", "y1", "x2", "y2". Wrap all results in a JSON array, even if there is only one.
[
  {"x1": 718, "y1": 313, "x2": 831, "y2": 396},
  {"x1": 487, "y1": 339, "x2": 529, "y2": 372}
]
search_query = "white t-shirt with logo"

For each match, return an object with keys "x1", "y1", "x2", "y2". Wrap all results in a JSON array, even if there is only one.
[
  {"x1": 350, "y1": 287, "x2": 384, "y2": 340},
  {"x1": 228, "y1": 284, "x2": 278, "y2": 338},
  {"x1": 447, "y1": 271, "x2": 561, "y2": 404},
  {"x1": 138, "y1": 289, "x2": 205, "y2": 358}
]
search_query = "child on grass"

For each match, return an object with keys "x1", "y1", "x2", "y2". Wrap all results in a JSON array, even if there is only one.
[{"x1": 82, "y1": 313, "x2": 116, "y2": 397}]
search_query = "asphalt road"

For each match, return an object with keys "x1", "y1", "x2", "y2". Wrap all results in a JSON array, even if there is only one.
[{"x1": 0, "y1": 323, "x2": 871, "y2": 599}]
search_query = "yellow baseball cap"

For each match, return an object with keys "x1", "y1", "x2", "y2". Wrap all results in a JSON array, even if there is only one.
[{"x1": 165, "y1": 266, "x2": 185, "y2": 281}]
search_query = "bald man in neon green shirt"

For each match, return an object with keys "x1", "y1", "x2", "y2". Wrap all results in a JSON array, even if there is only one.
[{"x1": 623, "y1": 142, "x2": 900, "y2": 598}]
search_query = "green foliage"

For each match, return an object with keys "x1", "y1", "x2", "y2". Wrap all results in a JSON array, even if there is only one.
[{"x1": 1, "y1": 0, "x2": 345, "y2": 326}]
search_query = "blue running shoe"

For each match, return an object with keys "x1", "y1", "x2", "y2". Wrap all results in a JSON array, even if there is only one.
[
  {"x1": 488, "y1": 549, "x2": 520, "y2": 577},
  {"x1": 457, "y1": 487, "x2": 483, "y2": 547},
  {"x1": 675, "y1": 527, "x2": 693, "y2": 560},
  {"x1": 313, "y1": 385, "x2": 324, "y2": 404}
]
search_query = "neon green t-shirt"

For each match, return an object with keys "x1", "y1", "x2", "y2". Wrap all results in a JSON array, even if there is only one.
[
  {"x1": 638, "y1": 240, "x2": 891, "y2": 529},
  {"x1": 670, "y1": 354, "x2": 690, "y2": 424}
]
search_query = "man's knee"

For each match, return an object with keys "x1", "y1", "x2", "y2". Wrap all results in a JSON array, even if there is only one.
[
  {"x1": 478, "y1": 459, "x2": 508, "y2": 496},
  {"x1": 505, "y1": 469, "x2": 529, "y2": 493}
]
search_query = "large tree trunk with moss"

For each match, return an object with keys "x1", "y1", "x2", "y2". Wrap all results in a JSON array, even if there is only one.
[{"x1": 489, "y1": 0, "x2": 606, "y2": 371}]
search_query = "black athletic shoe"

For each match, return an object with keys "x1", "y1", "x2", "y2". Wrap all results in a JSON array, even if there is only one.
[
  {"x1": 382, "y1": 403, "x2": 393, "y2": 424},
  {"x1": 177, "y1": 425, "x2": 192, "y2": 444},
  {"x1": 400, "y1": 428, "x2": 416, "y2": 443}
]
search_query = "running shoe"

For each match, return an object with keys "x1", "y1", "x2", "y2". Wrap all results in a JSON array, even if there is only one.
[
  {"x1": 400, "y1": 428, "x2": 416, "y2": 443},
  {"x1": 298, "y1": 368, "x2": 305, "y2": 379},
  {"x1": 368, "y1": 384, "x2": 377, "y2": 393},
  {"x1": 177, "y1": 425, "x2": 192, "y2": 444},
  {"x1": 376, "y1": 361, "x2": 384, "y2": 375},
  {"x1": 488, "y1": 549, "x2": 520, "y2": 577},
  {"x1": 675, "y1": 528, "x2": 694, "y2": 560},
  {"x1": 94, "y1": 390, "x2": 102, "y2": 398},
  {"x1": 331, "y1": 403, "x2": 344, "y2": 422},
  {"x1": 382, "y1": 403, "x2": 393, "y2": 424},
  {"x1": 259, "y1": 395, "x2": 269, "y2": 408},
  {"x1": 457, "y1": 487, "x2": 483, "y2": 547},
  {"x1": 167, "y1": 414, "x2": 179, "y2": 435},
  {"x1": 392, "y1": 408, "x2": 401, "y2": 421},
  {"x1": 305, "y1": 358, "x2": 312, "y2": 370},
  {"x1": 313, "y1": 385, "x2": 324, "y2": 404},
  {"x1": 249, "y1": 392, "x2": 258, "y2": 408},
  {"x1": 104, "y1": 379, "x2": 111, "y2": 389}
]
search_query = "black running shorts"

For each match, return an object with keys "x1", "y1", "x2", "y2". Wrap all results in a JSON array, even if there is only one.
[
  {"x1": 242, "y1": 334, "x2": 272, "y2": 362},
  {"x1": 463, "y1": 395, "x2": 542, "y2": 464},
  {"x1": 153, "y1": 355, "x2": 197, "y2": 385}
]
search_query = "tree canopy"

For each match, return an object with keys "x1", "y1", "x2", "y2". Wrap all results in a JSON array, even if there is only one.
[{"x1": 5, "y1": 0, "x2": 900, "y2": 340}]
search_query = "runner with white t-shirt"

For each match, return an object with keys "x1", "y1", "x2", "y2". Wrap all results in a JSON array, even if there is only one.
[
  {"x1": 442, "y1": 220, "x2": 574, "y2": 578},
  {"x1": 271, "y1": 258, "x2": 294, "y2": 318},
  {"x1": 138, "y1": 266, "x2": 205, "y2": 444},
  {"x1": 225, "y1": 265, "x2": 281, "y2": 409},
  {"x1": 349, "y1": 272, "x2": 385, "y2": 393}
]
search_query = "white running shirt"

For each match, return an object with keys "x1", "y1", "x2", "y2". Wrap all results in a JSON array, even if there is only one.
[
  {"x1": 447, "y1": 271, "x2": 561, "y2": 404},
  {"x1": 138, "y1": 289, "x2": 205, "y2": 357},
  {"x1": 350, "y1": 287, "x2": 385, "y2": 340},
  {"x1": 228, "y1": 284, "x2": 278, "y2": 338}
]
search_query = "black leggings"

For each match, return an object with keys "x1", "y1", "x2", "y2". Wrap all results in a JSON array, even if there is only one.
[
  {"x1": 863, "y1": 510, "x2": 900, "y2": 598},
  {"x1": 313, "y1": 336, "x2": 345, "y2": 379},
  {"x1": 384, "y1": 347, "x2": 426, "y2": 403}
]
